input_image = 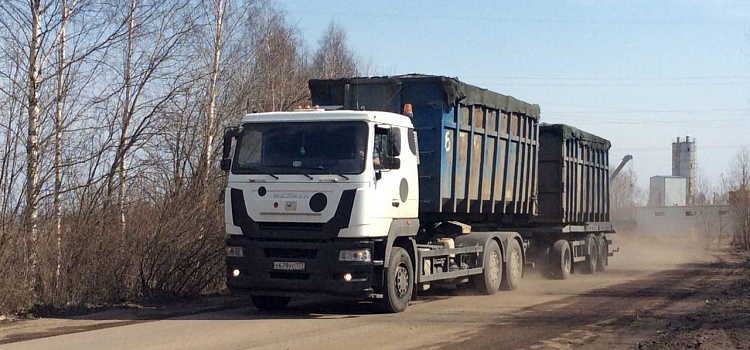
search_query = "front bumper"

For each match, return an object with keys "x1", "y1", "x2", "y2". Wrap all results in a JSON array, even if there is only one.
[{"x1": 226, "y1": 237, "x2": 376, "y2": 297}]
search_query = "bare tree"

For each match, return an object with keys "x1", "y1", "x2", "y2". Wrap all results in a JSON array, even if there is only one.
[
  {"x1": 196, "y1": 0, "x2": 225, "y2": 204},
  {"x1": 53, "y1": 0, "x2": 69, "y2": 290},
  {"x1": 312, "y1": 21, "x2": 358, "y2": 79},
  {"x1": 0, "y1": 0, "x2": 371, "y2": 314},
  {"x1": 727, "y1": 147, "x2": 750, "y2": 250}
]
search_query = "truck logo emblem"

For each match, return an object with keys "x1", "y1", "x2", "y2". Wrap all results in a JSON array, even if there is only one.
[
  {"x1": 273, "y1": 193, "x2": 311, "y2": 199},
  {"x1": 284, "y1": 201, "x2": 296, "y2": 211}
]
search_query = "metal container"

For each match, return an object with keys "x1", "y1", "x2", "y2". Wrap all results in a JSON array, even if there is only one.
[
  {"x1": 536, "y1": 124, "x2": 611, "y2": 224},
  {"x1": 309, "y1": 75, "x2": 540, "y2": 224}
]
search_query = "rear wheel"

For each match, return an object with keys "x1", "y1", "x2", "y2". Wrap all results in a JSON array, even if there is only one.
[
  {"x1": 471, "y1": 240, "x2": 502, "y2": 295},
  {"x1": 596, "y1": 234, "x2": 608, "y2": 272},
  {"x1": 251, "y1": 296, "x2": 291, "y2": 311},
  {"x1": 550, "y1": 240, "x2": 571, "y2": 280},
  {"x1": 579, "y1": 234, "x2": 599, "y2": 274},
  {"x1": 376, "y1": 247, "x2": 413, "y2": 313},
  {"x1": 501, "y1": 239, "x2": 523, "y2": 291}
]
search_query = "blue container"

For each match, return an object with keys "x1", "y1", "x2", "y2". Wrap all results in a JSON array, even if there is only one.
[{"x1": 309, "y1": 75, "x2": 540, "y2": 225}]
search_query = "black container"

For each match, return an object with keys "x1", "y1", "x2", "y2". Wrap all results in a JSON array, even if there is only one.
[{"x1": 537, "y1": 124, "x2": 611, "y2": 224}]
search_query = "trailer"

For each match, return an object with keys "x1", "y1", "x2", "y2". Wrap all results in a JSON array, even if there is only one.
[{"x1": 221, "y1": 75, "x2": 616, "y2": 313}]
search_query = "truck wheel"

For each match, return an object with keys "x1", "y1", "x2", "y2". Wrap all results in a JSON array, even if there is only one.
[
  {"x1": 471, "y1": 240, "x2": 502, "y2": 295},
  {"x1": 251, "y1": 296, "x2": 291, "y2": 311},
  {"x1": 376, "y1": 247, "x2": 413, "y2": 313},
  {"x1": 596, "y1": 234, "x2": 608, "y2": 272},
  {"x1": 501, "y1": 239, "x2": 522, "y2": 291},
  {"x1": 580, "y1": 234, "x2": 598, "y2": 274},
  {"x1": 550, "y1": 240, "x2": 571, "y2": 280}
]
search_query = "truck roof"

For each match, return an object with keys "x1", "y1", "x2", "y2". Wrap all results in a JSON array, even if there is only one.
[{"x1": 240, "y1": 110, "x2": 414, "y2": 128}]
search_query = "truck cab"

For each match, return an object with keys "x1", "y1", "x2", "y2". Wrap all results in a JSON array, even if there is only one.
[{"x1": 223, "y1": 108, "x2": 420, "y2": 311}]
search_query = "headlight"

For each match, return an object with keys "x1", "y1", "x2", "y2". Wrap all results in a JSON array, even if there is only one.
[
  {"x1": 226, "y1": 246, "x2": 243, "y2": 257},
  {"x1": 339, "y1": 249, "x2": 371, "y2": 262}
]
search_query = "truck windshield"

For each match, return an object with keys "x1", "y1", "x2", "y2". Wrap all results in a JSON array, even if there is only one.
[{"x1": 233, "y1": 121, "x2": 368, "y2": 175}]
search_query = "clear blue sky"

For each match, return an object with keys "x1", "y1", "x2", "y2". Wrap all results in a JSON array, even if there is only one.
[{"x1": 284, "y1": 0, "x2": 750, "y2": 191}]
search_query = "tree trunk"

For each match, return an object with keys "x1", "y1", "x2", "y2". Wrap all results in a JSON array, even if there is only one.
[
  {"x1": 25, "y1": 0, "x2": 42, "y2": 295},
  {"x1": 200, "y1": 0, "x2": 224, "y2": 206},
  {"x1": 54, "y1": 0, "x2": 69, "y2": 292},
  {"x1": 114, "y1": 0, "x2": 137, "y2": 234}
]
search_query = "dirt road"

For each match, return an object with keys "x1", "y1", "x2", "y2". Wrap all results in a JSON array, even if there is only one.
[{"x1": 2, "y1": 236, "x2": 748, "y2": 350}]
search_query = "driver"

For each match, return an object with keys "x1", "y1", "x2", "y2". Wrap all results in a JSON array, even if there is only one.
[{"x1": 357, "y1": 135, "x2": 381, "y2": 168}]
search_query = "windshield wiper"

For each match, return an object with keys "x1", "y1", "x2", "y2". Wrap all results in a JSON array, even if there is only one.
[
  {"x1": 299, "y1": 165, "x2": 349, "y2": 180},
  {"x1": 262, "y1": 165, "x2": 313, "y2": 179},
  {"x1": 245, "y1": 167, "x2": 279, "y2": 179}
]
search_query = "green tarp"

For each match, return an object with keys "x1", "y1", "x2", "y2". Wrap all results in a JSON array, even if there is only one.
[
  {"x1": 540, "y1": 123, "x2": 611, "y2": 150},
  {"x1": 309, "y1": 74, "x2": 541, "y2": 119}
]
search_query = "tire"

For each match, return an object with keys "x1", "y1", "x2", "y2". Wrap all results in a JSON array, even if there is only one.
[
  {"x1": 580, "y1": 234, "x2": 599, "y2": 274},
  {"x1": 596, "y1": 234, "x2": 608, "y2": 272},
  {"x1": 550, "y1": 240, "x2": 571, "y2": 280},
  {"x1": 375, "y1": 247, "x2": 414, "y2": 313},
  {"x1": 501, "y1": 239, "x2": 523, "y2": 291},
  {"x1": 251, "y1": 296, "x2": 291, "y2": 311},
  {"x1": 470, "y1": 240, "x2": 502, "y2": 295}
]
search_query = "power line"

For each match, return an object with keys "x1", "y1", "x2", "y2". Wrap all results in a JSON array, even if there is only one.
[
  {"x1": 546, "y1": 109, "x2": 749, "y2": 115},
  {"x1": 464, "y1": 76, "x2": 750, "y2": 81},
  {"x1": 289, "y1": 11, "x2": 746, "y2": 26},
  {"x1": 480, "y1": 82, "x2": 750, "y2": 87}
]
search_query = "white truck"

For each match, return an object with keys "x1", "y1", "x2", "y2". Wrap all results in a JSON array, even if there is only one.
[{"x1": 221, "y1": 75, "x2": 614, "y2": 313}]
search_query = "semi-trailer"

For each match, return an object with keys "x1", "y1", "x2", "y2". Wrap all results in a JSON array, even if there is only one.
[{"x1": 221, "y1": 74, "x2": 615, "y2": 313}]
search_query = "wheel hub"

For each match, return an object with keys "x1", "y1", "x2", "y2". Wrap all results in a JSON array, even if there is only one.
[
  {"x1": 563, "y1": 251, "x2": 571, "y2": 274},
  {"x1": 489, "y1": 251, "x2": 500, "y2": 283},
  {"x1": 509, "y1": 249, "x2": 521, "y2": 279},
  {"x1": 395, "y1": 264, "x2": 409, "y2": 299}
]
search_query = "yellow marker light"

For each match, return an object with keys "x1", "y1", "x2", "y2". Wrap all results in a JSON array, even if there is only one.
[
  {"x1": 403, "y1": 103, "x2": 413, "y2": 117},
  {"x1": 343, "y1": 273, "x2": 353, "y2": 282},
  {"x1": 232, "y1": 269, "x2": 240, "y2": 277}
]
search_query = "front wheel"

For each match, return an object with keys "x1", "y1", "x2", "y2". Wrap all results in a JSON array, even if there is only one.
[
  {"x1": 376, "y1": 247, "x2": 414, "y2": 313},
  {"x1": 251, "y1": 296, "x2": 291, "y2": 311},
  {"x1": 501, "y1": 239, "x2": 523, "y2": 291}
]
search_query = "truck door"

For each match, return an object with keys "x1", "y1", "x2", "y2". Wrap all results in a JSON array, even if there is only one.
[{"x1": 371, "y1": 125, "x2": 405, "y2": 230}]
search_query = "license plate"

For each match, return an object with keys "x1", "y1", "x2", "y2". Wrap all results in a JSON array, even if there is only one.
[{"x1": 273, "y1": 261, "x2": 305, "y2": 271}]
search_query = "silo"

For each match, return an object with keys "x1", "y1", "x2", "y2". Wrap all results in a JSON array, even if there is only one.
[{"x1": 671, "y1": 136, "x2": 696, "y2": 205}]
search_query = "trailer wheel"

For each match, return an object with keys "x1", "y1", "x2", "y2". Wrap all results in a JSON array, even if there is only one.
[
  {"x1": 251, "y1": 296, "x2": 291, "y2": 311},
  {"x1": 596, "y1": 234, "x2": 608, "y2": 272},
  {"x1": 501, "y1": 239, "x2": 523, "y2": 291},
  {"x1": 550, "y1": 240, "x2": 571, "y2": 280},
  {"x1": 471, "y1": 240, "x2": 502, "y2": 295},
  {"x1": 376, "y1": 247, "x2": 413, "y2": 313},
  {"x1": 580, "y1": 234, "x2": 598, "y2": 274}
]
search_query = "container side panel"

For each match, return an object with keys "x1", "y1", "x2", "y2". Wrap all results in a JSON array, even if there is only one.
[
  {"x1": 482, "y1": 138, "x2": 495, "y2": 201},
  {"x1": 442, "y1": 128, "x2": 455, "y2": 211},
  {"x1": 470, "y1": 134, "x2": 482, "y2": 201},
  {"x1": 456, "y1": 130, "x2": 469, "y2": 202}
]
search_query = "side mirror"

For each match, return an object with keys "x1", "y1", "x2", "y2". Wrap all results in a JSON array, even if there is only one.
[
  {"x1": 389, "y1": 127, "x2": 401, "y2": 157},
  {"x1": 220, "y1": 158, "x2": 232, "y2": 172},
  {"x1": 383, "y1": 157, "x2": 401, "y2": 170},
  {"x1": 221, "y1": 126, "x2": 240, "y2": 172},
  {"x1": 375, "y1": 170, "x2": 382, "y2": 181}
]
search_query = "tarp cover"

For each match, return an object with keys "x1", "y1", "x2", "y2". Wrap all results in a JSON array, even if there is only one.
[
  {"x1": 308, "y1": 74, "x2": 541, "y2": 119},
  {"x1": 540, "y1": 123, "x2": 611, "y2": 150}
]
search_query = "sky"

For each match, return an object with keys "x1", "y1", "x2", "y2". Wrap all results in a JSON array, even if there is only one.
[{"x1": 283, "y1": 0, "x2": 750, "y2": 191}]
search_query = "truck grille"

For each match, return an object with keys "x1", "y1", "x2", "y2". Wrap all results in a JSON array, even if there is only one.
[
  {"x1": 264, "y1": 248, "x2": 317, "y2": 259},
  {"x1": 258, "y1": 222, "x2": 324, "y2": 231}
]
